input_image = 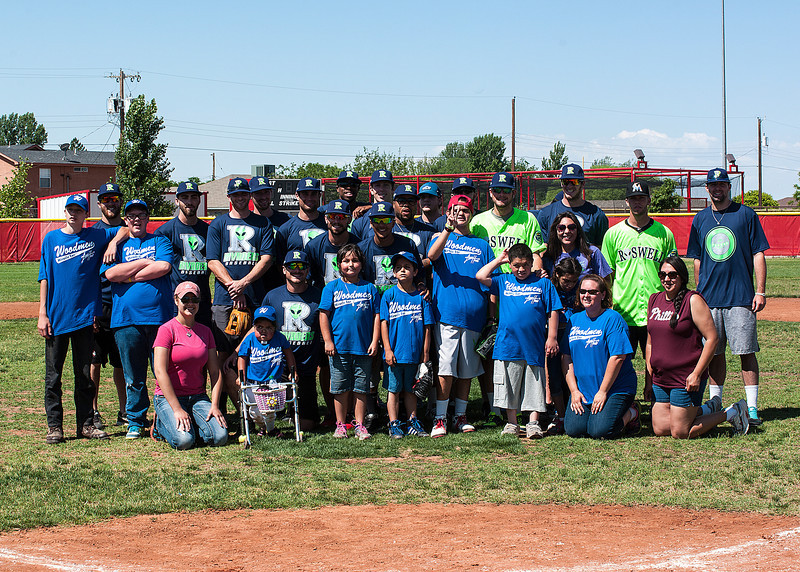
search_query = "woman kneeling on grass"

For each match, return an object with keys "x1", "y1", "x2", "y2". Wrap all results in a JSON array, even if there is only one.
[
  {"x1": 152, "y1": 282, "x2": 228, "y2": 450},
  {"x1": 645, "y1": 256, "x2": 750, "y2": 437}
]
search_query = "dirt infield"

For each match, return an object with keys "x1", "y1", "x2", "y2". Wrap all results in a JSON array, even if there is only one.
[{"x1": 0, "y1": 504, "x2": 798, "y2": 571}]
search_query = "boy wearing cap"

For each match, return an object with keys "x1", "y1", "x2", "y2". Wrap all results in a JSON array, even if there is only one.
[
  {"x1": 305, "y1": 199, "x2": 360, "y2": 289},
  {"x1": 38, "y1": 195, "x2": 127, "y2": 443},
  {"x1": 417, "y1": 181, "x2": 446, "y2": 231},
  {"x1": 687, "y1": 168, "x2": 769, "y2": 425},
  {"x1": 380, "y1": 251, "x2": 433, "y2": 438},
  {"x1": 350, "y1": 169, "x2": 394, "y2": 240},
  {"x1": 601, "y1": 181, "x2": 677, "y2": 358},
  {"x1": 536, "y1": 164, "x2": 609, "y2": 246}
]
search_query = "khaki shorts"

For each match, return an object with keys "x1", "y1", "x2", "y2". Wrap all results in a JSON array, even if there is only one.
[{"x1": 493, "y1": 360, "x2": 546, "y2": 412}]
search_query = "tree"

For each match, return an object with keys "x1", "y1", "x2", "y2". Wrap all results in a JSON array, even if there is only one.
[
  {"x1": 275, "y1": 162, "x2": 341, "y2": 179},
  {"x1": 425, "y1": 141, "x2": 470, "y2": 175},
  {"x1": 590, "y1": 156, "x2": 633, "y2": 169},
  {"x1": 0, "y1": 160, "x2": 33, "y2": 217},
  {"x1": 465, "y1": 133, "x2": 506, "y2": 173},
  {"x1": 351, "y1": 147, "x2": 416, "y2": 177},
  {"x1": 115, "y1": 95, "x2": 173, "y2": 216},
  {"x1": 792, "y1": 171, "x2": 800, "y2": 205},
  {"x1": 69, "y1": 137, "x2": 86, "y2": 152},
  {"x1": 650, "y1": 179, "x2": 682, "y2": 212},
  {"x1": 738, "y1": 190, "x2": 778, "y2": 209},
  {"x1": 541, "y1": 141, "x2": 568, "y2": 172},
  {"x1": 0, "y1": 112, "x2": 47, "y2": 146}
]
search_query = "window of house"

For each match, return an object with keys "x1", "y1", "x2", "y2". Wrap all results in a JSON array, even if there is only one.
[{"x1": 39, "y1": 168, "x2": 51, "y2": 188}]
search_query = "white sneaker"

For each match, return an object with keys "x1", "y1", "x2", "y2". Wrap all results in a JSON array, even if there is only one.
[
  {"x1": 431, "y1": 417, "x2": 447, "y2": 438},
  {"x1": 453, "y1": 415, "x2": 475, "y2": 433},
  {"x1": 730, "y1": 399, "x2": 750, "y2": 436},
  {"x1": 501, "y1": 423, "x2": 520, "y2": 437},
  {"x1": 526, "y1": 420, "x2": 544, "y2": 439}
]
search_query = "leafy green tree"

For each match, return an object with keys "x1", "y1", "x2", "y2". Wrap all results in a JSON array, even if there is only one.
[
  {"x1": 188, "y1": 176, "x2": 201, "y2": 185},
  {"x1": 792, "y1": 171, "x2": 800, "y2": 205},
  {"x1": 115, "y1": 95, "x2": 173, "y2": 216},
  {"x1": 541, "y1": 141, "x2": 568, "y2": 172},
  {"x1": 351, "y1": 147, "x2": 416, "y2": 177},
  {"x1": 426, "y1": 142, "x2": 470, "y2": 175},
  {"x1": 0, "y1": 160, "x2": 33, "y2": 217},
  {"x1": 650, "y1": 179, "x2": 682, "y2": 212},
  {"x1": 0, "y1": 113, "x2": 47, "y2": 146},
  {"x1": 738, "y1": 190, "x2": 778, "y2": 208},
  {"x1": 465, "y1": 133, "x2": 506, "y2": 173},
  {"x1": 276, "y1": 162, "x2": 341, "y2": 179},
  {"x1": 590, "y1": 156, "x2": 634, "y2": 169},
  {"x1": 69, "y1": 137, "x2": 86, "y2": 152}
]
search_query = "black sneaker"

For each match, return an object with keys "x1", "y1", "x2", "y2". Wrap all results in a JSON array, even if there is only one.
[
  {"x1": 46, "y1": 426, "x2": 65, "y2": 444},
  {"x1": 115, "y1": 411, "x2": 128, "y2": 426},
  {"x1": 92, "y1": 410, "x2": 106, "y2": 430}
]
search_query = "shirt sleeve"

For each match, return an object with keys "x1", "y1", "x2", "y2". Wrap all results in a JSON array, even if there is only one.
[
  {"x1": 319, "y1": 282, "x2": 334, "y2": 312},
  {"x1": 686, "y1": 218, "x2": 701, "y2": 259},
  {"x1": 153, "y1": 322, "x2": 175, "y2": 349},
  {"x1": 606, "y1": 312, "x2": 634, "y2": 356},
  {"x1": 592, "y1": 247, "x2": 613, "y2": 278},
  {"x1": 154, "y1": 235, "x2": 172, "y2": 262},
  {"x1": 206, "y1": 218, "x2": 222, "y2": 262},
  {"x1": 379, "y1": 291, "x2": 390, "y2": 321},
  {"x1": 259, "y1": 220, "x2": 275, "y2": 257},
  {"x1": 422, "y1": 298, "x2": 434, "y2": 326}
]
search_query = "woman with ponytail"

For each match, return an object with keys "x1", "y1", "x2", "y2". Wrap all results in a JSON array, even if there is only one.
[{"x1": 645, "y1": 256, "x2": 750, "y2": 437}]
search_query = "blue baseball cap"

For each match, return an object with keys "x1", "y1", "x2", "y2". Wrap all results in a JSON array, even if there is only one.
[
  {"x1": 393, "y1": 183, "x2": 418, "y2": 199},
  {"x1": 97, "y1": 183, "x2": 121, "y2": 198},
  {"x1": 391, "y1": 251, "x2": 418, "y2": 268},
  {"x1": 65, "y1": 194, "x2": 88, "y2": 212},
  {"x1": 489, "y1": 172, "x2": 515, "y2": 190},
  {"x1": 452, "y1": 177, "x2": 475, "y2": 192},
  {"x1": 337, "y1": 170, "x2": 360, "y2": 185},
  {"x1": 124, "y1": 199, "x2": 149, "y2": 213},
  {"x1": 297, "y1": 177, "x2": 322, "y2": 192},
  {"x1": 706, "y1": 168, "x2": 730, "y2": 184},
  {"x1": 419, "y1": 182, "x2": 440, "y2": 197},
  {"x1": 249, "y1": 176, "x2": 274, "y2": 192},
  {"x1": 227, "y1": 177, "x2": 250, "y2": 195},
  {"x1": 254, "y1": 305, "x2": 277, "y2": 323},
  {"x1": 368, "y1": 202, "x2": 394, "y2": 218},
  {"x1": 323, "y1": 199, "x2": 351, "y2": 215},
  {"x1": 560, "y1": 164, "x2": 584, "y2": 180},
  {"x1": 370, "y1": 169, "x2": 394, "y2": 184},
  {"x1": 176, "y1": 181, "x2": 201, "y2": 196},
  {"x1": 283, "y1": 250, "x2": 309, "y2": 265}
]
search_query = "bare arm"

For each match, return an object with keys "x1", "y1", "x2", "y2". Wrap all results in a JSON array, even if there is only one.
[
  {"x1": 644, "y1": 333, "x2": 654, "y2": 402},
  {"x1": 104, "y1": 258, "x2": 150, "y2": 282},
  {"x1": 752, "y1": 251, "x2": 766, "y2": 312},
  {"x1": 475, "y1": 249, "x2": 508, "y2": 286},
  {"x1": 381, "y1": 320, "x2": 395, "y2": 366},
  {"x1": 319, "y1": 309, "x2": 335, "y2": 356},
  {"x1": 205, "y1": 348, "x2": 227, "y2": 427},
  {"x1": 367, "y1": 313, "x2": 381, "y2": 356},
  {"x1": 693, "y1": 258, "x2": 700, "y2": 289},
  {"x1": 427, "y1": 228, "x2": 451, "y2": 262},
  {"x1": 131, "y1": 260, "x2": 171, "y2": 281},
  {"x1": 153, "y1": 346, "x2": 192, "y2": 432},
  {"x1": 102, "y1": 226, "x2": 130, "y2": 264},
  {"x1": 687, "y1": 294, "x2": 719, "y2": 392},
  {"x1": 228, "y1": 254, "x2": 273, "y2": 298},
  {"x1": 37, "y1": 280, "x2": 52, "y2": 338}
]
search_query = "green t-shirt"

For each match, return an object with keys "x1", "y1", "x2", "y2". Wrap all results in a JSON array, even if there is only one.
[{"x1": 470, "y1": 208, "x2": 545, "y2": 271}]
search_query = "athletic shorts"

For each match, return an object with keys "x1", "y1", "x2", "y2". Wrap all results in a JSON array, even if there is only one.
[
  {"x1": 710, "y1": 307, "x2": 759, "y2": 355},
  {"x1": 92, "y1": 304, "x2": 122, "y2": 368},
  {"x1": 492, "y1": 360, "x2": 546, "y2": 412},
  {"x1": 329, "y1": 354, "x2": 371, "y2": 395},
  {"x1": 435, "y1": 323, "x2": 484, "y2": 380},
  {"x1": 383, "y1": 363, "x2": 417, "y2": 394},
  {"x1": 652, "y1": 380, "x2": 707, "y2": 408}
]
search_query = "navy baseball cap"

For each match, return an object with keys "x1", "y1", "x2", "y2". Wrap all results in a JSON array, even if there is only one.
[
  {"x1": 124, "y1": 199, "x2": 149, "y2": 213},
  {"x1": 489, "y1": 172, "x2": 515, "y2": 190},
  {"x1": 368, "y1": 202, "x2": 394, "y2": 218},
  {"x1": 176, "y1": 181, "x2": 201, "y2": 196},
  {"x1": 249, "y1": 176, "x2": 274, "y2": 192},
  {"x1": 97, "y1": 183, "x2": 121, "y2": 198},
  {"x1": 391, "y1": 251, "x2": 418, "y2": 268},
  {"x1": 227, "y1": 177, "x2": 250, "y2": 195},
  {"x1": 393, "y1": 183, "x2": 418, "y2": 199},
  {"x1": 452, "y1": 177, "x2": 475, "y2": 192},
  {"x1": 323, "y1": 199, "x2": 351, "y2": 215},
  {"x1": 560, "y1": 164, "x2": 584, "y2": 180},
  {"x1": 297, "y1": 177, "x2": 322, "y2": 192},
  {"x1": 283, "y1": 250, "x2": 309, "y2": 265},
  {"x1": 370, "y1": 169, "x2": 394, "y2": 184},
  {"x1": 65, "y1": 194, "x2": 88, "y2": 212},
  {"x1": 419, "y1": 182, "x2": 440, "y2": 197},
  {"x1": 626, "y1": 181, "x2": 650, "y2": 198},
  {"x1": 254, "y1": 305, "x2": 277, "y2": 323},
  {"x1": 706, "y1": 168, "x2": 730, "y2": 184},
  {"x1": 337, "y1": 170, "x2": 360, "y2": 185}
]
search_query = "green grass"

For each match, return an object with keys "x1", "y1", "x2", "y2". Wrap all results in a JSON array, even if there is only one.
[{"x1": 1, "y1": 318, "x2": 798, "y2": 531}]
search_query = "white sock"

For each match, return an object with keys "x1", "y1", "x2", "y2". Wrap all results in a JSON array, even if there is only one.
[
  {"x1": 724, "y1": 406, "x2": 736, "y2": 421},
  {"x1": 435, "y1": 399, "x2": 449, "y2": 418},
  {"x1": 745, "y1": 385, "x2": 759, "y2": 410},
  {"x1": 709, "y1": 384, "x2": 723, "y2": 400},
  {"x1": 454, "y1": 398, "x2": 468, "y2": 417},
  {"x1": 628, "y1": 406, "x2": 639, "y2": 422}
]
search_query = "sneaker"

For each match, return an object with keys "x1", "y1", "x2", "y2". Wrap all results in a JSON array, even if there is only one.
[
  {"x1": 431, "y1": 417, "x2": 447, "y2": 438},
  {"x1": 333, "y1": 422, "x2": 348, "y2": 439},
  {"x1": 406, "y1": 417, "x2": 429, "y2": 437},
  {"x1": 704, "y1": 395, "x2": 723, "y2": 414},
  {"x1": 484, "y1": 411, "x2": 503, "y2": 428},
  {"x1": 354, "y1": 422, "x2": 371, "y2": 441},
  {"x1": 92, "y1": 410, "x2": 106, "y2": 430},
  {"x1": 45, "y1": 426, "x2": 64, "y2": 444},
  {"x1": 546, "y1": 418, "x2": 565, "y2": 436},
  {"x1": 79, "y1": 424, "x2": 110, "y2": 440},
  {"x1": 625, "y1": 401, "x2": 642, "y2": 436},
  {"x1": 453, "y1": 415, "x2": 475, "y2": 433},
  {"x1": 730, "y1": 399, "x2": 750, "y2": 436},
  {"x1": 501, "y1": 423, "x2": 520, "y2": 437},
  {"x1": 125, "y1": 426, "x2": 145, "y2": 440},
  {"x1": 115, "y1": 411, "x2": 128, "y2": 426},
  {"x1": 363, "y1": 412, "x2": 379, "y2": 432},
  {"x1": 389, "y1": 419, "x2": 405, "y2": 439},
  {"x1": 526, "y1": 420, "x2": 544, "y2": 439},
  {"x1": 747, "y1": 405, "x2": 763, "y2": 426}
]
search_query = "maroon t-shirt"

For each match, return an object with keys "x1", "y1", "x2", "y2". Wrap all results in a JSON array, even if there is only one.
[{"x1": 647, "y1": 290, "x2": 707, "y2": 390}]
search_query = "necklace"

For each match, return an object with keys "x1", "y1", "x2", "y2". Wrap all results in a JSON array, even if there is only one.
[{"x1": 711, "y1": 206, "x2": 727, "y2": 225}]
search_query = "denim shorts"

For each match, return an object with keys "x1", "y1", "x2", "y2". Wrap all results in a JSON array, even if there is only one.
[
  {"x1": 329, "y1": 354, "x2": 371, "y2": 394},
  {"x1": 652, "y1": 380, "x2": 707, "y2": 408},
  {"x1": 383, "y1": 363, "x2": 417, "y2": 393}
]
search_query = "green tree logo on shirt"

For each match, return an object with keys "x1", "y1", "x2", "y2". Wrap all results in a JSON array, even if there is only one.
[{"x1": 705, "y1": 227, "x2": 736, "y2": 262}]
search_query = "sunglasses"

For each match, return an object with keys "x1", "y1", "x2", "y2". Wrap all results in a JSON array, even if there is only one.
[
  {"x1": 285, "y1": 262, "x2": 308, "y2": 270},
  {"x1": 562, "y1": 180, "x2": 581, "y2": 188},
  {"x1": 327, "y1": 214, "x2": 350, "y2": 222},
  {"x1": 579, "y1": 289, "x2": 601, "y2": 296},
  {"x1": 125, "y1": 212, "x2": 148, "y2": 220},
  {"x1": 180, "y1": 295, "x2": 200, "y2": 304},
  {"x1": 371, "y1": 216, "x2": 393, "y2": 225},
  {"x1": 99, "y1": 195, "x2": 121, "y2": 204},
  {"x1": 557, "y1": 224, "x2": 577, "y2": 232},
  {"x1": 658, "y1": 271, "x2": 679, "y2": 281}
]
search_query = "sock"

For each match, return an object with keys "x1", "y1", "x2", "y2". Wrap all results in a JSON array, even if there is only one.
[
  {"x1": 745, "y1": 385, "x2": 759, "y2": 410},
  {"x1": 454, "y1": 398, "x2": 468, "y2": 417},
  {"x1": 435, "y1": 399, "x2": 449, "y2": 418},
  {"x1": 699, "y1": 400, "x2": 714, "y2": 416},
  {"x1": 709, "y1": 384, "x2": 723, "y2": 400},
  {"x1": 628, "y1": 406, "x2": 639, "y2": 422},
  {"x1": 724, "y1": 406, "x2": 736, "y2": 421}
]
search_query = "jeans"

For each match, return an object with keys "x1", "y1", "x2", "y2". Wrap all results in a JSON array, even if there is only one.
[
  {"x1": 114, "y1": 324, "x2": 159, "y2": 429},
  {"x1": 565, "y1": 392, "x2": 634, "y2": 439},
  {"x1": 44, "y1": 326, "x2": 96, "y2": 431},
  {"x1": 154, "y1": 394, "x2": 228, "y2": 450}
]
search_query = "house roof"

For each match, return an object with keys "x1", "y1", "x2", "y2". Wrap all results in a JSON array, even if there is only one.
[
  {"x1": 200, "y1": 175, "x2": 251, "y2": 210},
  {"x1": 0, "y1": 144, "x2": 116, "y2": 166}
]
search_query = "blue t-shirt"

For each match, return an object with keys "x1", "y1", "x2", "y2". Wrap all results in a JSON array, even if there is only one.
[
  {"x1": 415, "y1": 214, "x2": 446, "y2": 232},
  {"x1": 357, "y1": 220, "x2": 436, "y2": 259},
  {"x1": 38, "y1": 226, "x2": 118, "y2": 336},
  {"x1": 543, "y1": 245, "x2": 612, "y2": 282},
  {"x1": 686, "y1": 202, "x2": 770, "y2": 309},
  {"x1": 319, "y1": 278, "x2": 380, "y2": 355},
  {"x1": 379, "y1": 286, "x2": 433, "y2": 364},
  {"x1": 537, "y1": 200, "x2": 609, "y2": 247},
  {"x1": 238, "y1": 330, "x2": 290, "y2": 383},
  {"x1": 275, "y1": 214, "x2": 327, "y2": 260},
  {"x1": 264, "y1": 285, "x2": 321, "y2": 376},
  {"x1": 562, "y1": 309, "x2": 637, "y2": 401},
  {"x1": 154, "y1": 217, "x2": 212, "y2": 303},
  {"x1": 357, "y1": 235, "x2": 421, "y2": 293},
  {"x1": 206, "y1": 212, "x2": 274, "y2": 307},
  {"x1": 102, "y1": 234, "x2": 174, "y2": 328},
  {"x1": 304, "y1": 231, "x2": 359, "y2": 289},
  {"x1": 349, "y1": 214, "x2": 372, "y2": 242},
  {"x1": 90, "y1": 219, "x2": 125, "y2": 306},
  {"x1": 490, "y1": 274, "x2": 562, "y2": 366},
  {"x1": 429, "y1": 232, "x2": 494, "y2": 332}
]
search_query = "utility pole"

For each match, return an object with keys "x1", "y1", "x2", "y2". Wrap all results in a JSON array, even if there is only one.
[
  {"x1": 757, "y1": 117, "x2": 763, "y2": 208},
  {"x1": 511, "y1": 97, "x2": 516, "y2": 172},
  {"x1": 721, "y1": 0, "x2": 728, "y2": 164},
  {"x1": 211, "y1": 153, "x2": 216, "y2": 181},
  {"x1": 106, "y1": 69, "x2": 141, "y2": 143}
]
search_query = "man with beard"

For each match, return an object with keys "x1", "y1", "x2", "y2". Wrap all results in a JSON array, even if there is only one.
[
  {"x1": 350, "y1": 169, "x2": 394, "y2": 240},
  {"x1": 320, "y1": 170, "x2": 367, "y2": 215},
  {"x1": 250, "y1": 175, "x2": 290, "y2": 294},
  {"x1": 275, "y1": 177, "x2": 327, "y2": 259}
]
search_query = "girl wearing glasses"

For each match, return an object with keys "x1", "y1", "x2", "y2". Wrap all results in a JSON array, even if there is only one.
[
  {"x1": 645, "y1": 256, "x2": 750, "y2": 437},
  {"x1": 542, "y1": 213, "x2": 611, "y2": 282}
]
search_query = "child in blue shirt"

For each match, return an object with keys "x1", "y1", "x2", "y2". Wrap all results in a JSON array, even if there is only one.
[
  {"x1": 380, "y1": 252, "x2": 433, "y2": 438},
  {"x1": 319, "y1": 244, "x2": 380, "y2": 440},
  {"x1": 238, "y1": 306, "x2": 295, "y2": 435},
  {"x1": 476, "y1": 243, "x2": 561, "y2": 439}
]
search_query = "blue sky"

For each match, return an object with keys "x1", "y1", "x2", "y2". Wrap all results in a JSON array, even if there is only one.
[{"x1": 3, "y1": 0, "x2": 799, "y2": 198}]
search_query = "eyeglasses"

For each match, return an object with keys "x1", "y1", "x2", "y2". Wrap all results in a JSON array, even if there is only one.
[
  {"x1": 579, "y1": 289, "x2": 601, "y2": 296},
  {"x1": 285, "y1": 262, "x2": 308, "y2": 270},
  {"x1": 557, "y1": 224, "x2": 577, "y2": 232},
  {"x1": 180, "y1": 295, "x2": 200, "y2": 304},
  {"x1": 100, "y1": 195, "x2": 121, "y2": 204},
  {"x1": 125, "y1": 212, "x2": 148, "y2": 220},
  {"x1": 371, "y1": 216, "x2": 393, "y2": 225},
  {"x1": 327, "y1": 214, "x2": 350, "y2": 222},
  {"x1": 658, "y1": 271, "x2": 679, "y2": 281}
]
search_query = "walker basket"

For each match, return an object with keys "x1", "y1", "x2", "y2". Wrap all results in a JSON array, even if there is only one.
[{"x1": 253, "y1": 385, "x2": 286, "y2": 414}]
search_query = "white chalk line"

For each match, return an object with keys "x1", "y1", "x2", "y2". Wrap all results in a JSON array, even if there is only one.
[{"x1": 0, "y1": 547, "x2": 124, "y2": 572}]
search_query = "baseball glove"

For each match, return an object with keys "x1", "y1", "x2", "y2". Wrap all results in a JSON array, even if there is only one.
[
  {"x1": 474, "y1": 320, "x2": 498, "y2": 360},
  {"x1": 413, "y1": 361, "x2": 434, "y2": 400},
  {"x1": 224, "y1": 308, "x2": 252, "y2": 336}
]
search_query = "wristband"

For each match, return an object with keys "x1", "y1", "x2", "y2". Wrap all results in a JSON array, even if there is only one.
[
  {"x1": 755, "y1": 292, "x2": 765, "y2": 296},
  {"x1": 444, "y1": 224, "x2": 455, "y2": 232}
]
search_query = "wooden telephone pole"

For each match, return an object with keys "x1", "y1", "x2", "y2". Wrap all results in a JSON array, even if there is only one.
[{"x1": 106, "y1": 69, "x2": 141, "y2": 142}]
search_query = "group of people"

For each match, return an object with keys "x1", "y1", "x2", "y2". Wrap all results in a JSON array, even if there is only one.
[{"x1": 38, "y1": 164, "x2": 769, "y2": 448}]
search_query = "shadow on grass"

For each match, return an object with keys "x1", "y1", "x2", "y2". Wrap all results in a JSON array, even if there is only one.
[{"x1": 760, "y1": 406, "x2": 800, "y2": 422}]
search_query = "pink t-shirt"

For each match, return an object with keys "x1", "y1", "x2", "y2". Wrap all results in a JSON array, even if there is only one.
[{"x1": 153, "y1": 319, "x2": 216, "y2": 397}]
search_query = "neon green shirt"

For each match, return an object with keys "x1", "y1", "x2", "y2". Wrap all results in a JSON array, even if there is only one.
[{"x1": 470, "y1": 208, "x2": 545, "y2": 271}]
